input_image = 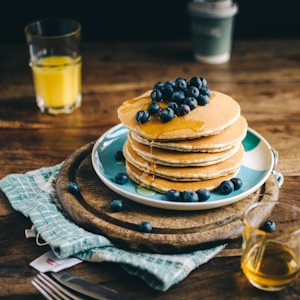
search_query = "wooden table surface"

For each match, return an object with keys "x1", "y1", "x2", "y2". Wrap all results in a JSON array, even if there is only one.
[{"x1": 0, "y1": 39, "x2": 300, "y2": 299}]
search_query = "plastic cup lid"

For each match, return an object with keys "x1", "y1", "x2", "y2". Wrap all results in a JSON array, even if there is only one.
[{"x1": 188, "y1": 0, "x2": 238, "y2": 18}]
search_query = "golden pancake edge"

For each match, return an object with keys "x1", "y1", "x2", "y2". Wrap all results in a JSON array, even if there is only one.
[
  {"x1": 123, "y1": 140, "x2": 244, "y2": 181},
  {"x1": 125, "y1": 162, "x2": 240, "y2": 193},
  {"x1": 127, "y1": 133, "x2": 241, "y2": 167}
]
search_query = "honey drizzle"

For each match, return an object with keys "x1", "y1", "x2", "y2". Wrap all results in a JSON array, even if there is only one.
[
  {"x1": 138, "y1": 114, "x2": 205, "y2": 140},
  {"x1": 139, "y1": 139, "x2": 156, "y2": 191},
  {"x1": 135, "y1": 138, "x2": 161, "y2": 195}
]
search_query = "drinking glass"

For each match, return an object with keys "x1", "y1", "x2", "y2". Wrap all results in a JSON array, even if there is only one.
[{"x1": 24, "y1": 18, "x2": 82, "y2": 114}]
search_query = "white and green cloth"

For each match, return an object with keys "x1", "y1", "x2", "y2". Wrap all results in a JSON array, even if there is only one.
[{"x1": 0, "y1": 163, "x2": 226, "y2": 291}]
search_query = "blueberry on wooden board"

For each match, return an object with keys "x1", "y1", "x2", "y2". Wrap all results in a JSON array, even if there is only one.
[
  {"x1": 139, "y1": 221, "x2": 152, "y2": 233},
  {"x1": 110, "y1": 199, "x2": 124, "y2": 212},
  {"x1": 67, "y1": 182, "x2": 80, "y2": 195}
]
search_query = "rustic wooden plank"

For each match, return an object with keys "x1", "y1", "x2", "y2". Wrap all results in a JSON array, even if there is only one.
[{"x1": 0, "y1": 39, "x2": 300, "y2": 299}]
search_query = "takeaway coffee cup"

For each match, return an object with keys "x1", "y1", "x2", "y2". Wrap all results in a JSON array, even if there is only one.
[{"x1": 187, "y1": 0, "x2": 238, "y2": 64}]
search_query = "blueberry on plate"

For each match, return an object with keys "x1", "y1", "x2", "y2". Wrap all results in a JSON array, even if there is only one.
[
  {"x1": 182, "y1": 190, "x2": 199, "y2": 202},
  {"x1": 166, "y1": 189, "x2": 181, "y2": 202},
  {"x1": 196, "y1": 189, "x2": 211, "y2": 202},
  {"x1": 110, "y1": 199, "x2": 124, "y2": 212},
  {"x1": 115, "y1": 172, "x2": 129, "y2": 185},
  {"x1": 219, "y1": 180, "x2": 234, "y2": 195},
  {"x1": 139, "y1": 221, "x2": 152, "y2": 233},
  {"x1": 230, "y1": 177, "x2": 243, "y2": 190},
  {"x1": 114, "y1": 150, "x2": 125, "y2": 162},
  {"x1": 67, "y1": 182, "x2": 80, "y2": 195}
]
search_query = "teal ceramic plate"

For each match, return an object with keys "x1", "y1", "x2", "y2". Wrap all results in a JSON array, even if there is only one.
[{"x1": 91, "y1": 124, "x2": 275, "y2": 210}]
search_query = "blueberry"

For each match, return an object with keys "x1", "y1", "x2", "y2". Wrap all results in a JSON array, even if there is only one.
[
  {"x1": 197, "y1": 94, "x2": 210, "y2": 106},
  {"x1": 184, "y1": 97, "x2": 198, "y2": 110},
  {"x1": 200, "y1": 77, "x2": 207, "y2": 87},
  {"x1": 136, "y1": 110, "x2": 150, "y2": 124},
  {"x1": 150, "y1": 88, "x2": 163, "y2": 102},
  {"x1": 148, "y1": 102, "x2": 160, "y2": 115},
  {"x1": 196, "y1": 189, "x2": 211, "y2": 202},
  {"x1": 186, "y1": 86, "x2": 200, "y2": 98},
  {"x1": 154, "y1": 81, "x2": 164, "y2": 90},
  {"x1": 182, "y1": 190, "x2": 199, "y2": 202},
  {"x1": 262, "y1": 220, "x2": 276, "y2": 233},
  {"x1": 168, "y1": 101, "x2": 179, "y2": 112},
  {"x1": 165, "y1": 80, "x2": 175, "y2": 87},
  {"x1": 139, "y1": 221, "x2": 152, "y2": 233},
  {"x1": 189, "y1": 76, "x2": 203, "y2": 89},
  {"x1": 178, "y1": 104, "x2": 190, "y2": 116},
  {"x1": 162, "y1": 83, "x2": 174, "y2": 101},
  {"x1": 171, "y1": 91, "x2": 185, "y2": 104},
  {"x1": 219, "y1": 180, "x2": 234, "y2": 195},
  {"x1": 67, "y1": 182, "x2": 81, "y2": 195},
  {"x1": 114, "y1": 150, "x2": 125, "y2": 162},
  {"x1": 175, "y1": 77, "x2": 187, "y2": 91},
  {"x1": 115, "y1": 172, "x2": 129, "y2": 185},
  {"x1": 159, "y1": 107, "x2": 175, "y2": 122},
  {"x1": 230, "y1": 177, "x2": 243, "y2": 190},
  {"x1": 167, "y1": 189, "x2": 181, "y2": 202},
  {"x1": 110, "y1": 199, "x2": 124, "y2": 212},
  {"x1": 200, "y1": 87, "x2": 211, "y2": 97}
]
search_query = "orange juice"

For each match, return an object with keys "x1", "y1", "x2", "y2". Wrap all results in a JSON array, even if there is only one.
[{"x1": 31, "y1": 55, "x2": 82, "y2": 113}]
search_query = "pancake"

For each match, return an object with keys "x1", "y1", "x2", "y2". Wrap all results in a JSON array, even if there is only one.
[
  {"x1": 117, "y1": 91, "x2": 241, "y2": 141},
  {"x1": 128, "y1": 132, "x2": 241, "y2": 167},
  {"x1": 117, "y1": 81, "x2": 247, "y2": 196},
  {"x1": 131, "y1": 115, "x2": 247, "y2": 152},
  {"x1": 123, "y1": 140, "x2": 244, "y2": 181},
  {"x1": 125, "y1": 161, "x2": 240, "y2": 193}
]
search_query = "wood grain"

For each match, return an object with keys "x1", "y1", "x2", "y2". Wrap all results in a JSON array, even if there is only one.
[{"x1": 1, "y1": 39, "x2": 300, "y2": 299}]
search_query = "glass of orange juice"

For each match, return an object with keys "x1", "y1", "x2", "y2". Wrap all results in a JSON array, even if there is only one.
[
  {"x1": 241, "y1": 201, "x2": 300, "y2": 292},
  {"x1": 24, "y1": 19, "x2": 82, "y2": 114}
]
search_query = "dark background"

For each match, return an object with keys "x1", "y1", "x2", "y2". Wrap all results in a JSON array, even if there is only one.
[{"x1": 1, "y1": 0, "x2": 299, "y2": 44}]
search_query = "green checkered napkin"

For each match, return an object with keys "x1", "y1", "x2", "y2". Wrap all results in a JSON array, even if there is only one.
[{"x1": 0, "y1": 163, "x2": 226, "y2": 291}]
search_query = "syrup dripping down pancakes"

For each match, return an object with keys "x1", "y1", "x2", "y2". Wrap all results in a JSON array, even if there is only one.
[{"x1": 117, "y1": 89, "x2": 247, "y2": 194}]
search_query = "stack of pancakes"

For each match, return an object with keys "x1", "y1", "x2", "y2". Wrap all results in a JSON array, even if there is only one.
[{"x1": 117, "y1": 90, "x2": 247, "y2": 193}]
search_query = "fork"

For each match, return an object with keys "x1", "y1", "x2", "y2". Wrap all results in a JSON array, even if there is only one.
[{"x1": 32, "y1": 273, "x2": 84, "y2": 300}]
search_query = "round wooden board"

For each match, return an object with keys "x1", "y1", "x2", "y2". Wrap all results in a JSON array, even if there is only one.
[{"x1": 56, "y1": 142, "x2": 280, "y2": 254}]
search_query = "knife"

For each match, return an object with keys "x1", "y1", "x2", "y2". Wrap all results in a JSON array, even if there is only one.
[{"x1": 51, "y1": 271, "x2": 133, "y2": 300}]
